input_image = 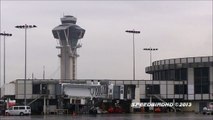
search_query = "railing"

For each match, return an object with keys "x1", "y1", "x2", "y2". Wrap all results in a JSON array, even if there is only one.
[
  {"x1": 27, "y1": 95, "x2": 43, "y2": 106},
  {"x1": 146, "y1": 56, "x2": 213, "y2": 72},
  {"x1": 151, "y1": 94, "x2": 177, "y2": 112},
  {"x1": 153, "y1": 56, "x2": 213, "y2": 66}
]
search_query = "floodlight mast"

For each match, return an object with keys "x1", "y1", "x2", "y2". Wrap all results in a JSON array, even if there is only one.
[
  {"x1": 15, "y1": 24, "x2": 37, "y2": 105},
  {"x1": 143, "y1": 47, "x2": 158, "y2": 80},
  {"x1": 0, "y1": 32, "x2": 12, "y2": 85},
  {"x1": 125, "y1": 29, "x2": 140, "y2": 81}
]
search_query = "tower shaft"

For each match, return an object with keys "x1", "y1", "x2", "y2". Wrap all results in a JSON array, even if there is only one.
[{"x1": 60, "y1": 46, "x2": 77, "y2": 80}]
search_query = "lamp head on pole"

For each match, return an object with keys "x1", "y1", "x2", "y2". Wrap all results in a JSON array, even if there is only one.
[
  {"x1": 15, "y1": 24, "x2": 37, "y2": 29},
  {"x1": 143, "y1": 48, "x2": 158, "y2": 51},
  {"x1": 125, "y1": 30, "x2": 140, "y2": 34},
  {"x1": 0, "y1": 33, "x2": 12, "y2": 36}
]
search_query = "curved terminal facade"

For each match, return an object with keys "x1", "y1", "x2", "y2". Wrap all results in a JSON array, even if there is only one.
[{"x1": 145, "y1": 56, "x2": 213, "y2": 111}]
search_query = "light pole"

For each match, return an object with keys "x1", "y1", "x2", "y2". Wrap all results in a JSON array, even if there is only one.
[
  {"x1": 0, "y1": 0, "x2": 1, "y2": 88},
  {"x1": 0, "y1": 32, "x2": 12, "y2": 85},
  {"x1": 15, "y1": 24, "x2": 37, "y2": 105},
  {"x1": 125, "y1": 29, "x2": 140, "y2": 80},
  {"x1": 143, "y1": 47, "x2": 158, "y2": 112},
  {"x1": 143, "y1": 47, "x2": 158, "y2": 80}
]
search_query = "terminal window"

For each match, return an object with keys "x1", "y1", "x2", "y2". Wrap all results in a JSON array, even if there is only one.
[
  {"x1": 194, "y1": 67, "x2": 209, "y2": 94},
  {"x1": 174, "y1": 85, "x2": 187, "y2": 94},
  {"x1": 33, "y1": 84, "x2": 40, "y2": 94},
  {"x1": 146, "y1": 85, "x2": 160, "y2": 94}
]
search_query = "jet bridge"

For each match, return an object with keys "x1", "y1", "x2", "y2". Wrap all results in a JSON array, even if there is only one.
[{"x1": 62, "y1": 83, "x2": 108, "y2": 99}]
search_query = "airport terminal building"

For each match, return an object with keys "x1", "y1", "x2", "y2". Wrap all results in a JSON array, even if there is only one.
[
  {"x1": 145, "y1": 56, "x2": 213, "y2": 112},
  {"x1": 1, "y1": 56, "x2": 212, "y2": 114},
  {"x1": 146, "y1": 56, "x2": 213, "y2": 101}
]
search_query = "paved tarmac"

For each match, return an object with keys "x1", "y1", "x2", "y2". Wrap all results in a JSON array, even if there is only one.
[{"x1": 0, "y1": 113, "x2": 212, "y2": 120}]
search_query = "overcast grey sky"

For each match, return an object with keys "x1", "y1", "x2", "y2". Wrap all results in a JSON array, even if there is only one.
[{"x1": 0, "y1": 1, "x2": 212, "y2": 85}]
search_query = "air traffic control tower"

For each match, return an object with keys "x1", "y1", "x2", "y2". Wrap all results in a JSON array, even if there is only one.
[{"x1": 52, "y1": 16, "x2": 85, "y2": 80}]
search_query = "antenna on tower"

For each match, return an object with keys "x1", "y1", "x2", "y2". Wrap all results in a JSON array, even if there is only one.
[
  {"x1": 43, "y1": 66, "x2": 45, "y2": 80},
  {"x1": 32, "y1": 73, "x2": 34, "y2": 79}
]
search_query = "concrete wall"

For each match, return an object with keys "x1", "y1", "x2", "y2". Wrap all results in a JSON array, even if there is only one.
[
  {"x1": 15, "y1": 80, "x2": 32, "y2": 99},
  {"x1": 60, "y1": 47, "x2": 77, "y2": 80},
  {"x1": 1, "y1": 83, "x2": 15, "y2": 97},
  {"x1": 132, "y1": 87, "x2": 140, "y2": 102},
  {"x1": 48, "y1": 84, "x2": 56, "y2": 99},
  {"x1": 167, "y1": 82, "x2": 174, "y2": 99},
  {"x1": 188, "y1": 68, "x2": 194, "y2": 100}
]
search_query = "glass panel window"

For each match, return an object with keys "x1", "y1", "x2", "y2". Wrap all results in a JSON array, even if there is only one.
[
  {"x1": 181, "y1": 58, "x2": 187, "y2": 63},
  {"x1": 175, "y1": 68, "x2": 187, "y2": 80},
  {"x1": 160, "y1": 60, "x2": 164, "y2": 65},
  {"x1": 175, "y1": 69, "x2": 181, "y2": 80},
  {"x1": 175, "y1": 59, "x2": 181, "y2": 64},
  {"x1": 33, "y1": 84, "x2": 40, "y2": 94},
  {"x1": 174, "y1": 85, "x2": 187, "y2": 94},
  {"x1": 157, "y1": 61, "x2": 160, "y2": 65},
  {"x1": 195, "y1": 57, "x2": 201, "y2": 63},
  {"x1": 153, "y1": 72, "x2": 157, "y2": 80},
  {"x1": 169, "y1": 69, "x2": 175, "y2": 80},
  {"x1": 194, "y1": 67, "x2": 209, "y2": 94},
  {"x1": 165, "y1": 70, "x2": 169, "y2": 80},
  {"x1": 210, "y1": 56, "x2": 213, "y2": 62},
  {"x1": 194, "y1": 85, "x2": 201, "y2": 93},
  {"x1": 202, "y1": 57, "x2": 209, "y2": 62},
  {"x1": 170, "y1": 59, "x2": 175, "y2": 64},
  {"x1": 158, "y1": 71, "x2": 162, "y2": 80},
  {"x1": 146, "y1": 85, "x2": 160, "y2": 94},
  {"x1": 156, "y1": 71, "x2": 159, "y2": 80},
  {"x1": 181, "y1": 68, "x2": 187, "y2": 80},
  {"x1": 165, "y1": 60, "x2": 169, "y2": 64},
  {"x1": 188, "y1": 58, "x2": 194, "y2": 63},
  {"x1": 161, "y1": 71, "x2": 165, "y2": 80}
]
